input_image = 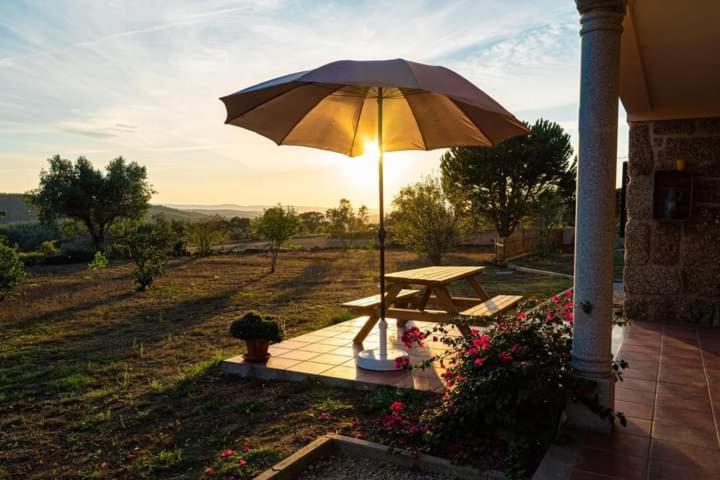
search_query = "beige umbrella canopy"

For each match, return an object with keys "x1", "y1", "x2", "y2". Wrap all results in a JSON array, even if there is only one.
[
  {"x1": 221, "y1": 58, "x2": 528, "y2": 371},
  {"x1": 221, "y1": 58, "x2": 527, "y2": 156}
]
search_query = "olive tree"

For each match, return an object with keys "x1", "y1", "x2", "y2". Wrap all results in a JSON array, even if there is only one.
[
  {"x1": 28, "y1": 155, "x2": 153, "y2": 252},
  {"x1": 253, "y1": 206, "x2": 299, "y2": 273},
  {"x1": 186, "y1": 216, "x2": 229, "y2": 255},
  {"x1": 390, "y1": 176, "x2": 466, "y2": 265}
]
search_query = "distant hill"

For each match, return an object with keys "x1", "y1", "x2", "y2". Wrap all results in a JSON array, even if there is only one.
[
  {"x1": 147, "y1": 206, "x2": 211, "y2": 222},
  {"x1": 0, "y1": 193, "x2": 210, "y2": 224},
  {"x1": 166, "y1": 204, "x2": 331, "y2": 218},
  {"x1": 0, "y1": 193, "x2": 35, "y2": 224}
]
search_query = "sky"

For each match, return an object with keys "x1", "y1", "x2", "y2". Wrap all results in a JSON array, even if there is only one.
[{"x1": 0, "y1": 0, "x2": 629, "y2": 209}]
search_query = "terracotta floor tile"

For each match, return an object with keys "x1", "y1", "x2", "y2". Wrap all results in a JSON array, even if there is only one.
[
  {"x1": 264, "y1": 357, "x2": 302, "y2": 369},
  {"x1": 285, "y1": 361, "x2": 333, "y2": 375},
  {"x1": 651, "y1": 438, "x2": 720, "y2": 470},
  {"x1": 622, "y1": 417, "x2": 652, "y2": 438},
  {"x1": 329, "y1": 346, "x2": 358, "y2": 356},
  {"x1": 655, "y1": 392, "x2": 712, "y2": 412},
  {"x1": 292, "y1": 334, "x2": 327, "y2": 343},
  {"x1": 310, "y1": 353, "x2": 352, "y2": 366},
  {"x1": 277, "y1": 340, "x2": 311, "y2": 350},
  {"x1": 570, "y1": 430, "x2": 650, "y2": 458},
  {"x1": 316, "y1": 337, "x2": 352, "y2": 347},
  {"x1": 622, "y1": 367, "x2": 658, "y2": 382},
  {"x1": 658, "y1": 366, "x2": 707, "y2": 385},
  {"x1": 298, "y1": 343, "x2": 338, "y2": 354},
  {"x1": 656, "y1": 381, "x2": 708, "y2": 397},
  {"x1": 614, "y1": 399, "x2": 654, "y2": 421},
  {"x1": 574, "y1": 448, "x2": 647, "y2": 479},
  {"x1": 652, "y1": 405, "x2": 718, "y2": 432},
  {"x1": 267, "y1": 346, "x2": 290, "y2": 356},
  {"x1": 620, "y1": 377, "x2": 656, "y2": 392},
  {"x1": 322, "y1": 365, "x2": 358, "y2": 380},
  {"x1": 615, "y1": 386, "x2": 654, "y2": 408},
  {"x1": 648, "y1": 460, "x2": 720, "y2": 480},
  {"x1": 276, "y1": 349, "x2": 319, "y2": 361},
  {"x1": 652, "y1": 420, "x2": 719, "y2": 447},
  {"x1": 619, "y1": 344, "x2": 660, "y2": 356}
]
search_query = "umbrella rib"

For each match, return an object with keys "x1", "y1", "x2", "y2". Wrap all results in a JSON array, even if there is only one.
[
  {"x1": 348, "y1": 88, "x2": 368, "y2": 156},
  {"x1": 401, "y1": 89, "x2": 429, "y2": 150},
  {"x1": 275, "y1": 84, "x2": 347, "y2": 146}
]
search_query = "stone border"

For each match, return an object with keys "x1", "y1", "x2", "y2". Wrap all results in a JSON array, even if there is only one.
[{"x1": 255, "y1": 434, "x2": 504, "y2": 480}]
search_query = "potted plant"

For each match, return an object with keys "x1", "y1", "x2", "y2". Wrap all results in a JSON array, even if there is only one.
[{"x1": 229, "y1": 311, "x2": 283, "y2": 362}]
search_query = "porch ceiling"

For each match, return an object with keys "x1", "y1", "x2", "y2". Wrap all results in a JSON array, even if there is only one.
[{"x1": 620, "y1": 0, "x2": 720, "y2": 121}]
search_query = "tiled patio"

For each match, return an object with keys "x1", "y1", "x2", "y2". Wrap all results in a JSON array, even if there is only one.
[
  {"x1": 535, "y1": 321, "x2": 720, "y2": 480},
  {"x1": 222, "y1": 316, "x2": 463, "y2": 391}
]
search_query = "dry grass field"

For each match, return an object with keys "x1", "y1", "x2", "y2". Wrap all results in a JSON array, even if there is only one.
[{"x1": 0, "y1": 249, "x2": 571, "y2": 479}]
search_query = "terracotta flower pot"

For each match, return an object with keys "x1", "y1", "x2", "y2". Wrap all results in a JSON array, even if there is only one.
[{"x1": 244, "y1": 339, "x2": 271, "y2": 362}]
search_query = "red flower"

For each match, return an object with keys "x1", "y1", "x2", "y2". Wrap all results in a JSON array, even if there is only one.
[
  {"x1": 564, "y1": 311, "x2": 574, "y2": 324},
  {"x1": 390, "y1": 401, "x2": 405, "y2": 413},
  {"x1": 565, "y1": 289, "x2": 573, "y2": 298},
  {"x1": 499, "y1": 351, "x2": 513, "y2": 362},
  {"x1": 516, "y1": 312, "x2": 527, "y2": 320},
  {"x1": 219, "y1": 449, "x2": 235, "y2": 459},
  {"x1": 472, "y1": 335, "x2": 490, "y2": 351},
  {"x1": 474, "y1": 357, "x2": 485, "y2": 366},
  {"x1": 238, "y1": 458, "x2": 247, "y2": 466}
]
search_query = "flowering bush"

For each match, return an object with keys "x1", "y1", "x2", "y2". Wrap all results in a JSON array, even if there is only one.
[
  {"x1": 201, "y1": 443, "x2": 280, "y2": 479},
  {"x1": 381, "y1": 290, "x2": 627, "y2": 478}
]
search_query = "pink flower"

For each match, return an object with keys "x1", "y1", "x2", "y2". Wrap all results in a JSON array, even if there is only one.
[
  {"x1": 551, "y1": 295, "x2": 560, "y2": 304},
  {"x1": 395, "y1": 356, "x2": 410, "y2": 368},
  {"x1": 468, "y1": 347, "x2": 479, "y2": 356},
  {"x1": 319, "y1": 412, "x2": 330, "y2": 420},
  {"x1": 499, "y1": 351, "x2": 513, "y2": 362},
  {"x1": 204, "y1": 467, "x2": 216, "y2": 477},
  {"x1": 564, "y1": 311, "x2": 574, "y2": 324},
  {"x1": 238, "y1": 459, "x2": 247, "y2": 466},
  {"x1": 474, "y1": 357, "x2": 485, "y2": 366},
  {"x1": 228, "y1": 476, "x2": 238, "y2": 480},
  {"x1": 219, "y1": 449, "x2": 235, "y2": 459},
  {"x1": 565, "y1": 289, "x2": 573, "y2": 298},
  {"x1": 516, "y1": 312, "x2": 527, "y2": 320},
  {"x1": 546, "y1": 312, "x2": 554, "y2": 321},
  {"x1": 511, "y1": 343, "x2": 519, "y2": 353},
  {"x1": 472, "y1": 335, "x2": 490, "y2": 351},
  {"x1": 390, "y1": 401, "x2": 404, "y2": 413}
]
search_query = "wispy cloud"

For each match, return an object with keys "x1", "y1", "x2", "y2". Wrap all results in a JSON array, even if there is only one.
[{"x1": 0, "y1": 0, "x2": 621, "y2": 206}]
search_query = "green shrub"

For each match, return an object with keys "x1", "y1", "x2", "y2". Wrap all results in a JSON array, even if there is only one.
[
  {"x1": 39, "y1": 240, "x2": 58, "y2": 257},
  {"x1": 229, "y1": 312, "x2": 283, "y2": 342},
  {"x1": 114, "y1": 218, "x2": 176, "y2": 291},
  {"x1": 0, "y1": 221, "x2": 60, "y2": 252},
  {"x1": 0, "y1": 239, "x2": 27, "y2": 301},
  {"x1": 88, "y1": 251, "x2": 109, "y2": 270}
]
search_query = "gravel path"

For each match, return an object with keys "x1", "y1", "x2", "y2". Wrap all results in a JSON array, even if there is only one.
[{"x1": 297, "y1": 454, "x2": 461, "y2": 480}]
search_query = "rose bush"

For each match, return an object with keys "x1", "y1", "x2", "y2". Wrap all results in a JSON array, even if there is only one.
[{"x1": 375, "y1": 290, "x2": 627, "y2": 479}]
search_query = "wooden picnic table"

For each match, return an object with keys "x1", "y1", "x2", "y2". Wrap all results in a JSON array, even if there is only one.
[{"x1": 344, "y1": 266, "x2": 522, "y2": 343}]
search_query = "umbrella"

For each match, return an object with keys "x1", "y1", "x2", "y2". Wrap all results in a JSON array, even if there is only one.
[{"x1": 221, "y1": 58, "x2": 528, "y2": 371}]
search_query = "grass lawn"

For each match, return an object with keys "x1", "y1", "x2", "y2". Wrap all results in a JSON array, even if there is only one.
[{"x1": 0, "y1": 249, "x2": 571, "y2": 479}]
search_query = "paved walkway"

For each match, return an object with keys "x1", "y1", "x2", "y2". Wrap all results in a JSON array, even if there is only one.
[{"x1": 535, "y1": 321, "x2": 720, "y2": 479}]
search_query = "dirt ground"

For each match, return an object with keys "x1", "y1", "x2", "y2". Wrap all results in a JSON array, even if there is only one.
[{"x1": 0, "y1": 249, "x2": 571, "y2": 479}]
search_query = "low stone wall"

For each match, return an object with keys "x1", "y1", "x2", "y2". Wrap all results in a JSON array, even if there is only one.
[{"x1": 624, "y1": 117, "x2": 720, "y2": 325}]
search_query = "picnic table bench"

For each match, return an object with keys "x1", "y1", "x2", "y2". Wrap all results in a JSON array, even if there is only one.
[{"x1": 343, "y1": 266, "x2": 522, "y2": 343}]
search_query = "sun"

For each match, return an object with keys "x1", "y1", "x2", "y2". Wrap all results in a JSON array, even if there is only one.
[{"x1": 342, "y1": 140, "x2": 380, "y2": 185}]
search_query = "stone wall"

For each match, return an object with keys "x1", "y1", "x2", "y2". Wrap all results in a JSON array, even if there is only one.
[{"x1": 624, "y1": 117, "x2": 720, "y2": 325}]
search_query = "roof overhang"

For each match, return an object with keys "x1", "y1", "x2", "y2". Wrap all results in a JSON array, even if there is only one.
[{"x1": 620, "y1": 0, "x2": 720, "y2": 122}]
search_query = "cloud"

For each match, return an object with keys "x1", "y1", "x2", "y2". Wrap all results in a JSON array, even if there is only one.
[{"x1": 0, "y1": 1, "x2": 626, "y2": 206}]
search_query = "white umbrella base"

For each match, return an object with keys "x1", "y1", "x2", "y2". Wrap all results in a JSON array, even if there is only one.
[{"x1": 356, "y1": 348, "x2": 409, "y2": 372}]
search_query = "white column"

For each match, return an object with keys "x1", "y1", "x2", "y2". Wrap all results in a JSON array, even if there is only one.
[{"x1": 568, "y1": 0, "x2": 626, "y2": 433}]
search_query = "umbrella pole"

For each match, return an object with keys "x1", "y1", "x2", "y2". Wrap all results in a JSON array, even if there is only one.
[
  {"x1": 377, "y1": 87, "x2": 387, "y2": 359},
  {"x1": 356, "y1": 87, "x2": 408, "y2": 371}
]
